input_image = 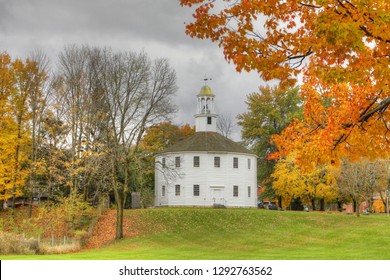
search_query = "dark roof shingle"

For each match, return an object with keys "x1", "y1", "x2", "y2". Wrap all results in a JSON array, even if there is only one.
[{"x1": 161, "y1": 132, "x2": 254, "y2": 155}]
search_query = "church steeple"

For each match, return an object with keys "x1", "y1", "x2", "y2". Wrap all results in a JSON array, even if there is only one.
[{"x1": 195, "y1": 84, "x2": 217, "y2": 132}]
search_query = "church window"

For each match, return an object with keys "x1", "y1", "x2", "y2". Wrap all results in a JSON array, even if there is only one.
[
  {"x1": 214, "y1": 156, "x2": 220, "y2": 167},
  {"x1": 175, "y1": 156, "x2": 180, "y2": 167},
  {"x1": 233, "y1": 185, "x2": 239, "y2": 197},
  {"x1": 193, "y1": 185, "x2": 200, "y2": 196},
  {"x1": 248, "y1": 186, "x2": 251, "y2": 198},
  {"x1": 175, "y1": 185, "x2": 180, "y2": 196},
  {"x1": 162, "y1": 158, "x2": 166, "y2": 168},
  {"x1": 207, "y1": 117, "x2": 212, "y2": 124},
  {"x1": 233, "y1": 157, "x2": 238, "y2": 168},
  {"x1": 248, "y1": 158, "x2": 251, "y2": 169},
  {"x1": 162, "y1": 185, "x2": 166, "y2": 197},
  {"x1": 194, "y1": 156, "x2": 200, "y2": 167}
]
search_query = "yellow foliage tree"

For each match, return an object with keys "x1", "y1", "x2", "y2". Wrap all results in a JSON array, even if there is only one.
[
  {"x1": 0, "y1": 53, "x2": 45, "y2": 209},
  {"x1": 272, "y1": 154, "x2": 338, "y2": 210},
  {"x1": 0, "y1": 53, "x2": 23, "y2": 205}
]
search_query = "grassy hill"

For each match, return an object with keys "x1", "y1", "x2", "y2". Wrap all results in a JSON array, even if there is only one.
[{"x1": 2, "y1": 208, "x2": 390, "y2": 260}]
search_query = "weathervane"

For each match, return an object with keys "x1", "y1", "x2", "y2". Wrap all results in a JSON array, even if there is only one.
[{"x1": 203, "y1": 75, "x2": 212, "y2": 85}]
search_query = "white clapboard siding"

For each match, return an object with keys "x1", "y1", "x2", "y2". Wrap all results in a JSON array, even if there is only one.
[{"x1": 155, "y1": 151, "x2": 257, "y2": 208}]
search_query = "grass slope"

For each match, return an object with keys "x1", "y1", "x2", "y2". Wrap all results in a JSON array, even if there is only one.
[{"x1": 2, "y1": 208, "x2": 390, "y2": 260}]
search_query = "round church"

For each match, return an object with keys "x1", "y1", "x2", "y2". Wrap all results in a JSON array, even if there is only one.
[{"x1": 154, "y1": 85, "x2": 257, "y2": 207}]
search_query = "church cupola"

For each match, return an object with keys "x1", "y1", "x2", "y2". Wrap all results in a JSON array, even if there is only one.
[{"x1": 195, "y1": 85, "x2": 218, "y2": 132}]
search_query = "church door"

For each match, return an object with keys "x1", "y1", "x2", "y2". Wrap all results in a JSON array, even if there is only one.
[{"x1": 211, "y1": 187, "x2": 225, "y2": 206}]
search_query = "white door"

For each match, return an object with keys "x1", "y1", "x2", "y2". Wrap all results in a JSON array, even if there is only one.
[{"x1": 211, "y1": 187, "x2": 225, "y2": 206}]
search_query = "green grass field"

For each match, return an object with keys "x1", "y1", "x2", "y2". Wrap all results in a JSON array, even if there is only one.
[{"x1": 2, "y1": 208, "x2": 390, "y2": 260}]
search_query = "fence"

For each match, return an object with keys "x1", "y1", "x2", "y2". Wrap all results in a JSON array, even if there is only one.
[{"x1": 0, "y1": 231, "x2": 81, "y2": 255}]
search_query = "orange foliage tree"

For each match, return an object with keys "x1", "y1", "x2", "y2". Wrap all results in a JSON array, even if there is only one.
[
  {"x1": 180, "y1": 0, "x2": 390, "y2": 165},
  {"x1": 135, "y1": 122, "x2": 195, "y2": 205},
  {"x1": 139, "y1": 121, "x2": 195, "y2": 153}
]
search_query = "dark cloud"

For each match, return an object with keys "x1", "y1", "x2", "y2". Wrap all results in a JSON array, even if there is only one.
[{"x1": 0, "y1": 0, "x2": 193, "y2": 46}]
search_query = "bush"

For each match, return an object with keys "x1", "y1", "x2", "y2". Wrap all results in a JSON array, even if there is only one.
[
  {"x1": 0, "y1": 232, "x2": 36, "y2": 255},
  {"x1": 34, "y1": 193, "x2": 95, "y2": 239}
]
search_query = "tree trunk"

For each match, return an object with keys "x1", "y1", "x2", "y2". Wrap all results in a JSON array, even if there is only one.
[
  {"x1": 319, "y1": 198, "x2": 325, "y2": 211},
  {"x1": 114, "y1": 185, "x2": 124, "y2": 240},
  {"x1": 115, "y1": 196, "x2": 124, "y2": 240},
  {"x1": 337, "y1": 199, "x2": 342, "y2": 212},
  {"x1": 311, "y1": 198, "x2": 316, "y2": 211},
  {"x1": 278, "y1": 195, "x2": 282, "y2": 209},
  {"x1": 356, "y1": 200, "x2": 360, "y2": 217},
  {"x1": 11, "y1": 119, "x2": 22, "y2": 214}
]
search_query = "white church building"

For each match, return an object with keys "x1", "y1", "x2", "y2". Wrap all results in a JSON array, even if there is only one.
[{"x1": 154, "y1": 85, "x2": 257, "y2": 207}]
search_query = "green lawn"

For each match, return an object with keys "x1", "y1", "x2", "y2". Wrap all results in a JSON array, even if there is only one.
[{"x1": 2, "y1": 208, "x2": 390, "y2": 260}]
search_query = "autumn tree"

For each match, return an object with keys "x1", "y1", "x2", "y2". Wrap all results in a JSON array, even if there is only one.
[
  {"x1": 237, "y1": 86, "x2": 302, "y2": 205},
  {"x1": 0, "y1": 53, "x2": 18, "y2": 207},
  {"x1": 181, "y1": 0, "x2": 390, "y2": 166},
  {"x1": 0, "y1": 53, "x2": 48, "y2": 211},
  {"x1": 139, "y1": 121, "x2": 195, "y2": 153},
  {"x1": 334, "y1": 158, "x2": 388, "y2": 216},
  {"x1": 272, "y1": 154, "x2": 337, "y2": 210}
]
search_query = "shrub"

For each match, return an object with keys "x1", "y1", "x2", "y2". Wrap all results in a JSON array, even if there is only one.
[
  {"x1": 34, "y1": 193, "x2": 95, "y2": 239},
  {"x1": 0, "y1": 232, "x2": 36, "y2": 255}
]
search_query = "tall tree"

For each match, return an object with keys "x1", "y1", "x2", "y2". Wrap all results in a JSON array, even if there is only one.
[
  {"x1": 0, "y1": 53, "x2": 18, "y2": 207},
  {"x1": 25, "y1": 50, "x2": 50, "y2": 217},
  {"x1": 57, "y1": 45, "x2": 93, "y2": 193},
  {"x1": 181, "y1": 0, "x2": 390, "y2": 166},
  {"x1": 0, "y1": 53, "x2": 47, "y2": 211},
  {"x1": 237, "y1": 86, "x2": 302, "y2": 205},
  {"x1": 93, "y1": 49, "x2": 177, "y2": 239},
  {"x1": 56, "y1": 45, "x2": 111, "y2": 201}
]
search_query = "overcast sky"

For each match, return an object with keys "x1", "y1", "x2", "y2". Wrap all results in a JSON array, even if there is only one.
[{"x1": 0, "y1": 0, "x2": 267, "y2": 140}]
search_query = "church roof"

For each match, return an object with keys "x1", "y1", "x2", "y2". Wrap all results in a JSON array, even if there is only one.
[
  {"x1": 197, "y1": 85, "x2": 215, "y2": 97},
  {"x1": 161, "y1": 132, "x2": 255, "y2": 155}
]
